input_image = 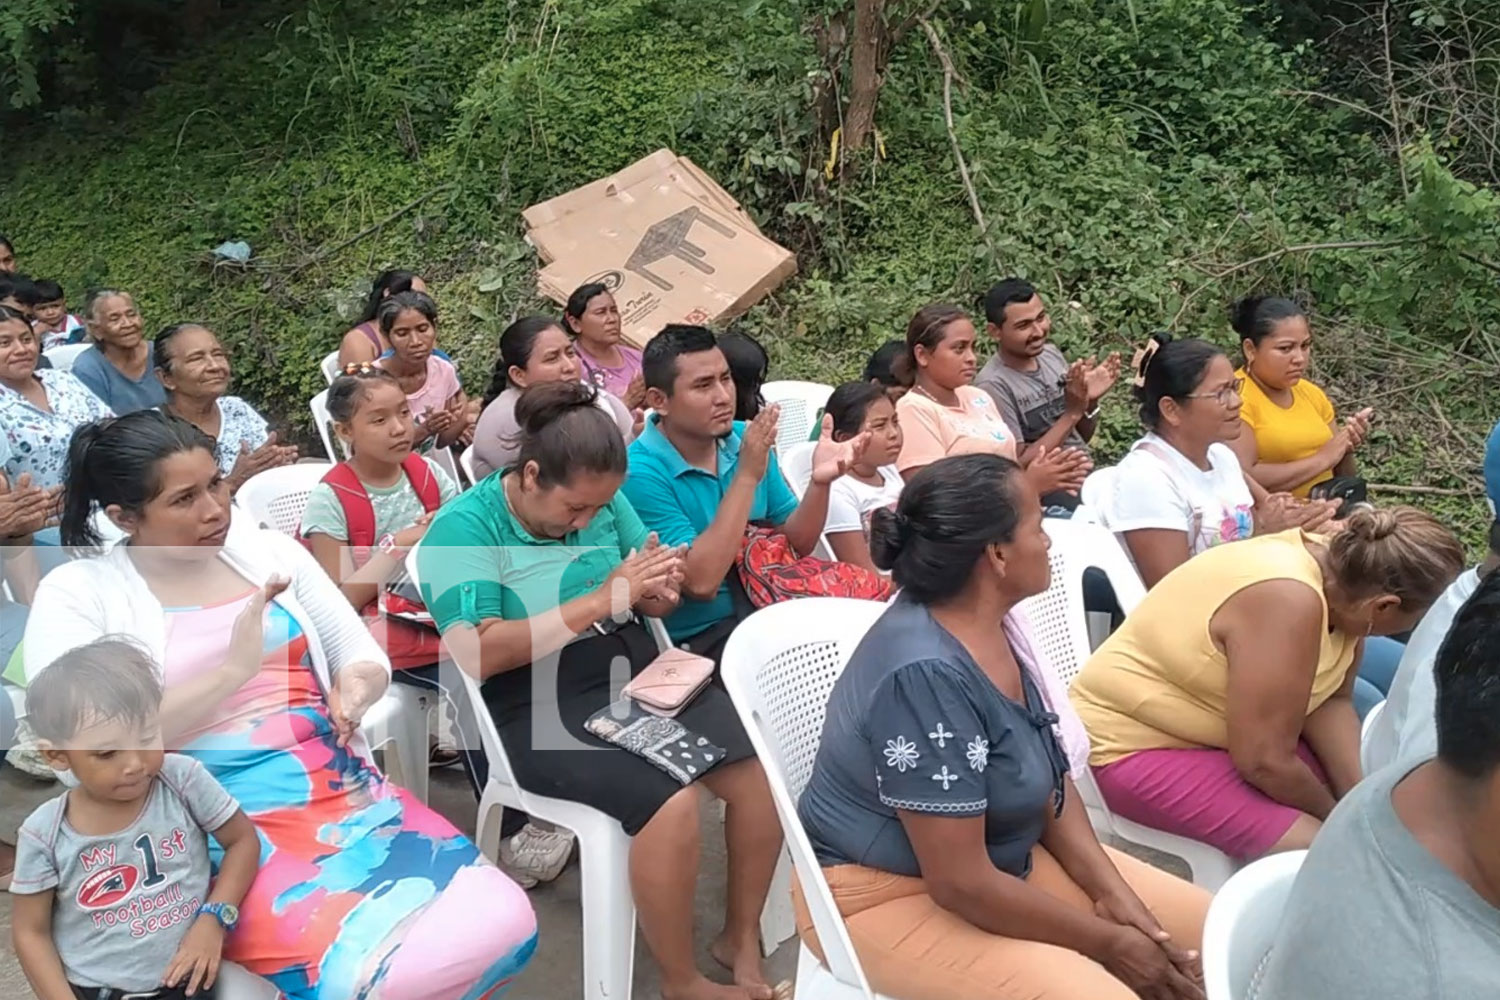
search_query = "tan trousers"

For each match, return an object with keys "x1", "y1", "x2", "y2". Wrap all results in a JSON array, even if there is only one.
[{"x1": 792, "y1": 846, "x2": 1209, "y2": 1000}]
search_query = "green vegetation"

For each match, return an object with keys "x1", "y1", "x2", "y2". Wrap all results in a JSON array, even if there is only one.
[{"x1": 4, "y1": 0, "x2": 1498, "y2": 544}]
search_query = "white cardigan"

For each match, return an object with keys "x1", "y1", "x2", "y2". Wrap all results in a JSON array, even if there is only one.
[{"x1": 24, "y1": 525, "x2": 391, "y2": 700}]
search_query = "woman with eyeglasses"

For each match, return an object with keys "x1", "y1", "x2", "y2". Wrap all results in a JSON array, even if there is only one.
[{"x1": 1086, "y1": 335, "x2": 1338, "y2": 590}]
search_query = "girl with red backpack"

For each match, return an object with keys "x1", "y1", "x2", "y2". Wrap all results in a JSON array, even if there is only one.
[{"x1": 300, "y1": 366, "x2": 458, "y2": 670}]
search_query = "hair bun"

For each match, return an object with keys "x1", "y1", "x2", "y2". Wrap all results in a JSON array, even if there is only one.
[
  {"x1": 1343, "y1": 506, "x2": 1400, "y2": 543},
  {"x1": 867, "y1": 506, "x2": 910, "y2": 572},
  {"x1": 514, "y1": 380, "x2": 599, "y2": 435}
]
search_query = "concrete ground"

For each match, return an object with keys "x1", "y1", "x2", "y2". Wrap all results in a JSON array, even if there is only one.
[
  {"x1": 0, "y1": 761, "x2": 798, "y2": 999},
  {"x1": 1, "y1": 761, "x2": 1184, "y2": 999}
]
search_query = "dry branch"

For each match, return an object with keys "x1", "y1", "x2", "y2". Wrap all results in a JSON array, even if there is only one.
[{"x1": 919, "y1": 18, "x2": 1001, "y2": 266}]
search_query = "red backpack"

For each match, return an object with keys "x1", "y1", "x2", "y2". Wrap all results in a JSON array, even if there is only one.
[
  {"x1": 302, "y1": 455, "x2": 444, "y2": 668},
  {"x1": 735, "y1": 525, "x2": 892, "y2": 607}
]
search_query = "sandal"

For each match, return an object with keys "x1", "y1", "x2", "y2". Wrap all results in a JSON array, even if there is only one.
[{"x1": 428, "y1": 740, "x2": 462, "y2": 769}]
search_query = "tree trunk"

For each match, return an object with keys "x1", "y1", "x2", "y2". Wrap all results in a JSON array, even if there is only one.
[{"x1": 842, "y1": 0, "x2": 887, "y2": 156}]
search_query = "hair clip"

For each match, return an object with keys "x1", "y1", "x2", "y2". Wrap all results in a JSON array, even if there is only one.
[
  {"x1": 1130, "y1": 338, "x2": 1161, "y2": 389},
  {"x1": 342, "y1": 361, "x2": 379, "y2": 376}
]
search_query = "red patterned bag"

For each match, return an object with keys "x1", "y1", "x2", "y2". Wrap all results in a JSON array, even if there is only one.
[{"x1": 735, "y1": 525, "x2": 892, "y2": 607}]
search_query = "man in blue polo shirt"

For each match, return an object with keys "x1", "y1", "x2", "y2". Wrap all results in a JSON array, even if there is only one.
[{"x1": 624, "y1": 324, "x2": 864, "y2": 657}]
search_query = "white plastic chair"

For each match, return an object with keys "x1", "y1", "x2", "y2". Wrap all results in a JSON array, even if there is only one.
[
  {"x1": 406, "y1": 543, "x2": 638, "y2": 1000},
  {"x1": 763, "y1": 380, "x2": 834, "y2": 453},
  {"x1": 43, "y1": 343, "x2": 90, "y2": 371},
  {"x1": 233, "y1": 463, "x2": 334, "y2": 535},
  {"x1": 320, "y1": 350, "x2": 343, "y2": 384},
  {"x1": 1021, "y1": 517, "x2": 1240, "y2": 890},
  {"x1": 219, "y1": 960, "x2": 283, "y2": 998},
  {"x1": 234, "y1": 460, "x2": 429, "y2": 802},
  {"x1": 779, "y1": 441, "x2": 816, "y2": 499},
  {"x1": 459, "y1": 445, "x2": 478, "y2": 484},
  {"x1": 719, "y1": 597, "x2": 896, "y2": 1000},
  {"x1": 1359, "y1": 699, "x2": 1388, "y2": 775},
  {"x1": 309, "y1": 389, "x2": 347, "y2": 462},
  {"x1": 428, "y1": 445, "x2": 461, "y2": 486},
  {"x1": 1203, "y1": 850, "x2": 1307, "y2": 1000}
]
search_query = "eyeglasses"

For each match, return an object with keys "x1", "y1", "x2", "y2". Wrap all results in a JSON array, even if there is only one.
[{"x1": 1186, "y1": 376, "x2": 1244, "y2": 406}]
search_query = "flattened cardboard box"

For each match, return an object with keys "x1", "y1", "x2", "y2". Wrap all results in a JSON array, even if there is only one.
[
  {"x1": 523, "y1": 149, "x2": 758, "y2": 265},
  {"x1": 529, "y1": 161, "x2": 796, "y2": 349}
]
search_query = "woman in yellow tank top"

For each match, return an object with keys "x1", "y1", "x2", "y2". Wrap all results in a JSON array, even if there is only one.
[
  {"x1": 1069, "y1": 509, "x2": 1462, "y2": 861},
  {"x1": 1226, "y1": 296, "x2": 1374, "y2": 498}
]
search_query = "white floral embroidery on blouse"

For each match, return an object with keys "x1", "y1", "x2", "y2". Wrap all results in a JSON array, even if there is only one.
[
  {"x1": 931, "y1": 765, "x2": 958, "y2": 790},
  {"x1": 210, "y1": 396, "x2": 272, "y2": 477},
  {"x1": 966, "y1": 736, "x2": 990, "y2": 772},
  {"x1": 0, "y1": 370, "x2": 114, "y2": 489},
  {"x1": 883, "y1": 736, "x2": 921, "y2": 773},
  {"x1": 928, "y1": 722, "x2": 953, "y2": 748}
]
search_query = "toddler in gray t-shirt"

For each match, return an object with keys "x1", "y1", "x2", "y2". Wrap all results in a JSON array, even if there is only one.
[{"x1": 10, "y1": 638, "x2": 261, "y2": 1000}]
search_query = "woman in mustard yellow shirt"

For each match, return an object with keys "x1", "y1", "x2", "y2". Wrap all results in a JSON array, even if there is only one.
[
  {"x1": 1069, "y1": 509, "x2": 1462, "y2": 861},
  {"x1": 1227, "y1": 296, "x2": 1372, "y2": 498}
]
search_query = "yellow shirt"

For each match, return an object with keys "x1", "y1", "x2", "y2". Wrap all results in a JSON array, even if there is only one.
[
  {"x1": 895, "y1": 386, "x2": 1018, "y2": 475},
  {"x1": 1069, "y1": 530, "x2": 1359, "y2": 766},
  {"x1": 1236, "y1": 369, "x2": 1337, "y2": 497}
]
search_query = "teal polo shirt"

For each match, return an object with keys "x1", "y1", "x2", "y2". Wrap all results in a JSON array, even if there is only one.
[
  {"x1": 417, "y1": 471, "x2": 648, "y2": 633},
  {"x1": 623, "y1": 416, "x2": 799, "y2": 639}
]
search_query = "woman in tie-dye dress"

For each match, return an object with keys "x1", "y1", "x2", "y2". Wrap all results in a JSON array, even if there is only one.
[{"x1": 24, "y1": 410, "x2": 538, "y2": 999}]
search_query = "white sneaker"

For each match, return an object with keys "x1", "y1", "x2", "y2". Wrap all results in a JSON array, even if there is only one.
[{"x1": 498, "y1": 823, "x2": 575, "y2": 888}]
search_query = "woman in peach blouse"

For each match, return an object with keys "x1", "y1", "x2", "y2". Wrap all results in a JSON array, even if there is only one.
[{"x1": 894, "y1": 303, "x2": 1090, "y2": 494}]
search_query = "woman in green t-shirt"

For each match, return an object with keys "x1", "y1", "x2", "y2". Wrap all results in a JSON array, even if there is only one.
[{"x1": 419, "y1": 381, "x2": 785, "y2": 1000}]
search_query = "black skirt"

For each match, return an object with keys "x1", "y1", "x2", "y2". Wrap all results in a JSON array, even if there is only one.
[{"x1": 481, "y1": 622, "x2": 756, "y2": 835}]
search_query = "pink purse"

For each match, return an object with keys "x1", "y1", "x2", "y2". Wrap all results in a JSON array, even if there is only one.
[{"x1": 622, "y1": 648, "x2": 715, "y2": 718}]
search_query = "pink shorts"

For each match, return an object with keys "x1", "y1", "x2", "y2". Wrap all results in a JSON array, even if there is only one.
[{"x1": 1092, "y1": 742, "x2": 1328, "y2": 860}]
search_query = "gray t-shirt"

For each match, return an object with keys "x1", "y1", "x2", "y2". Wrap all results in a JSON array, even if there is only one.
[
  {"x1": 71, "y1": 344, "x2": 168, "y2": 415},
  {"x1": 974, "y1": 342, "x2": 1087, "y2": 453},
  {"x1": 11, "y1": 754, "x2": 240, "y2": 991},
  {"x1": 1251, "y1": 761, "x2": 1500, "y2": 1000},
  {"x1": 797, "y1": 596, "x2": 1070, "y2": 878}
]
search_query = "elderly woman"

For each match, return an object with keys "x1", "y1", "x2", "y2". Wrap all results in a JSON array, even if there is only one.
[
  {"x1": 156, "y1": 323, "x2": 297, "y2": 491},
  {"x1": 1071, "y1": 508, "x2": 1464, "y2": 861},
  {"x1": 71, "y1": 290, "x2": 167, "y2": 414},
  {"x1": 798, "y1": 454, "x2": 1207, "y2": 1000},
  {"x1": 24, "y1": 410, "x2": 538, "y2": 999}
]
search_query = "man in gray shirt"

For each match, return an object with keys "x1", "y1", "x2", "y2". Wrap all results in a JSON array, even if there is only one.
[{"x1": 1251, "y1": 571, "x2": 1500, "y2": 1000}]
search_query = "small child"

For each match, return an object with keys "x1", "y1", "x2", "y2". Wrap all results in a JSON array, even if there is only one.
[
  {"x1": 25, "y1": 279, "x2": 86, "y2": 349},
  {"x1": 9, "y1": 638, "x2": 261, "y2": 1000}
]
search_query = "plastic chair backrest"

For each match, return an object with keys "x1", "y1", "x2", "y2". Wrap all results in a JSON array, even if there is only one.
[
  {"x1": 779, "y1": 441, "x2": 816, "y2": 499},
  {"x1": 1359, "y1": 699, "x2": 1388, "y2": 774},
  {"x1": 762, "y1": 380, "x2": 834, "y2": 453},
  {"x1": 235, "y1": 463, "x2": 334, "y2": 536},
  {"x1": 459, "y1": 445, "x2": 477, "y2": 485},
  {"x1": 1079, "y1": 466, "x2": 1117, "y2": 523},
  {"x1": 309, "y1": 389, "x2": 346, "y2": 462},
  {"x1": 1203, "y1": 850, "x2": 1307, "y2": 1000},
  {"x1": 428, "y1": 446, "x2": 461, "y2": 486},
  {"x1": 1017, "y1": 518, "x2": 1146, "y2": 689},
  {"x1": 320, "y1": 350, "x2": 343, "y2": 384},
  {"x1": 720, "y1": 597, "x2": 887, "y2": 994},
  {"x1": 43, "y1": 343, "x2": 91, "y2": 372}
]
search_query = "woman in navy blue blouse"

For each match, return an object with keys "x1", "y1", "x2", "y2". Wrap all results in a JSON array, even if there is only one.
[{"x1": 797, "y1": 454, "x2": 1209, "y2": 1000}]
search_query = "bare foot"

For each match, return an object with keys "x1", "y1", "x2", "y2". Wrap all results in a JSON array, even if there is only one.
[
  {"x1": 710, "y1": 933, "x2": 773, "y2": 1000},
  {"x1": 661, "y1": 975, "x2": 767, "y2": 1000}
]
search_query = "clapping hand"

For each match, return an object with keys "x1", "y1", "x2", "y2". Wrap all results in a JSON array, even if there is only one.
[
  {"x1": 605, "y1": 535, "x2": 685, "y2": 614},
  {"x1": 809, "y1": 412, "x2": 872, "y2": 486},
  {"x1": 225, "y1": 576, "x2": 291, "y2": 687},
  {"x1": 1343, "y1": 407, "x2": 1374, "y2": 450},
  {"x1": 735, "y1": 404, "x2": 780, "y2": 482},
  {"x1": 1026, "y1": 446, "x2": 1093, "y2": 496},
  {"x1": 1063, "y1": 360, "x2": 1091, "y2": 414},
  {"x1": 0, "y1": 472, "x2": 59, "y2": 539},
  {"x1": 229, "y1": 433, "x2": 298, "y2": 489},
  {"x1": 1085, "y1": 352, "x2": 1122, "y2": 403},
  {"x1": 634, "y1": 533, "x2": 686, "y2": 608},
  {"x1": 1256, "y1": 493, "x2": 1338, "y2": 535},
  {"x1": 624, "y1": 372, "x2": 648, "y2": 411}
]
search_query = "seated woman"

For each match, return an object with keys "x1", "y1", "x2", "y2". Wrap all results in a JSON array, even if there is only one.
[
  {"x1": 338, "y1": 269, "x2": 445, "y2": 368},
  {"x1": 374, "y1": 290, "x2": 470, "y2": 452},
  {"x1": 1070, "y1": 508, "x2": 1463, "y2": 861},
  {"x1": 719, "y1": 330, "x2": 769, "y2": 421},
  {"x1": 71, "y1": 289, "x2": 168, "y2": 414},
  {"x1": 301, "y1": 368, "x2": 458, "y2": 669},
  {"x1": 893, "y1": 303, "x2": 1089, "y2": 498},
  {"x1": 797, "y1": 454, "x2": 1208, "y2": 1000},
  {"x1": 820, "y1": 381, "x2": 904, "y2": 573},
  {"x1": 864, "y1": 339, "x2": 908, "y2": 404},
  {"x1": 471, "y1": 316, "x2": 635, "y2": 479},
  {"x1": 0, "y1": 304, "x2": 110, "y2": 491},
  {"x1": 1228, "y1": 296, "x2": 1372, "y2": 499},
  {"x1": 564, "y1": 281, "x2": 645, "y2": 408},
  {"x1": 156, "y1": 322, "x2": 297, "y2": 491},
  {"x1": 420, "y1": 381, "x2": 783, "y2": 1000},
  {"x1": 22, "y1": 410, "x2": 537, "y2": 999}
]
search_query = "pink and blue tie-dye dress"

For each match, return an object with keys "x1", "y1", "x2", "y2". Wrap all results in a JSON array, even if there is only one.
[{"x1": 163, "y1": 591, "x2": 537, "y2": 999}]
